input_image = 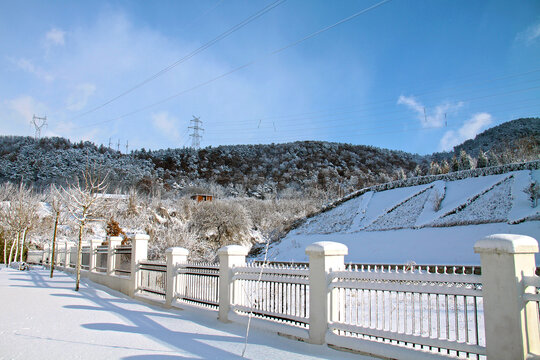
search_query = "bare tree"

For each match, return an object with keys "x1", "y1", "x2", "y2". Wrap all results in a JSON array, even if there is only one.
[
  {"x1": 61, "y1": 169, "x2": 108, "y2": 291},
  {"x1": 0, "y1": 183, "x2": 39, "y2": 266},
  {"x1": 47, "y1": 184, "x2": 68, "y2": 278}
]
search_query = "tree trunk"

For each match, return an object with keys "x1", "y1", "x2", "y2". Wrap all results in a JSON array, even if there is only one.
[
  {"x1": 14, "y1": 232, "x2": 20, "y2": 264},
  {"x1": 8, "y1": 233, "x2": 19, "y2": 266},
  {"x1": 75, "y1": 224, "x2": 84, "y2": 291},
  {"x1": 3, "y1": 238, "x2": 8, "y2": 265},
  {"x1": 50, "y1": 213, "x2": 59, "y2": 278},
  {"x1": 19, "y1": 228, "x2": 27, "y2": 263}
]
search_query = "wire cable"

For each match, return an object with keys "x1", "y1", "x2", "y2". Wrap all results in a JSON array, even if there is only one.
[
  {"x1": 74, "y1": 0, "x2": 392, "y2": 129},
  {"x1": 71, "y1": 0, "x2": 287, "y2": 120}
]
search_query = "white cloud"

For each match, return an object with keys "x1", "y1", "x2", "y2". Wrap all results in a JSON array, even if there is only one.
[
  {"x1": 66, "y1": 83, "x2": 97, "y2": 111},
  {"x1": 0, "y1": 95, "x2": 49, "y2": 136},
  {"x1": 6, "y1": 95, "x2": 47, "y2": 123},
  {"x1": 398, "y1": 95, "x2": 463, "y2": 128},
  {"x1": 439, "y1": 112, "x2": 492, "y2": 151},
  {"x1": 516, "y1": 21, "x2": 540, "y2": 45},
  {"x1": 45, "y1": 28, "x2": 66, "y2": 46},
  {"x1": 15, "y1": 58, "x2": 54, "y2": 82},
  {"x1": 152, "y1": 112, "x2": 181, "y2": 141}
]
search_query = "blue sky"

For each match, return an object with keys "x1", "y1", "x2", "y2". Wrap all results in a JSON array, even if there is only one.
[{"x1": 0, "y1": 0, "x2": 539, "y2": 155}]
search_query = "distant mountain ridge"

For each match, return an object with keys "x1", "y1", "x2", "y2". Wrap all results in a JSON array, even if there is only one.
[{"x1": 0, "y1": 117, "x2": 537, "y2": 197}]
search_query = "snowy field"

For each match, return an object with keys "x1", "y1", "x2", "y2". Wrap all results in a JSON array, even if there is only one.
[
  {"x1": 268, "y1": 170, "x2": 540, "y2": 264},
  {"x1": 0, "y1": 267, "x2": 373, "y2": 360}
]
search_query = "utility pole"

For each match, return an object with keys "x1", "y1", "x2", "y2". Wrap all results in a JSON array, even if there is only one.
[
  {"x1": 31, "y1": 115, "x2": 47, "y2": 139},
  {"x1": 188, "y1": 116, "x2": 204, "y2": 149},
  {"x1": 117, "y1": 139, "x2": 121, "y2": 153},
  {"x1": 108, "y1": 137, "x2": 112, "y2": 149}
]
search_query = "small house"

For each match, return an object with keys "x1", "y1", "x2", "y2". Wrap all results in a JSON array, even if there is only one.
[{"x1": 190, "y1": 194, "x2": 213, "y2": 202}]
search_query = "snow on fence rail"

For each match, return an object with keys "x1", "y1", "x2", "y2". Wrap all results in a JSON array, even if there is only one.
[
  {"x1": 232, "y1": 262, "x2": 309, "y2": 327},
  {"x1": 175, "y1": 262, "x2": 219, "y2": 308},
  {"x1": 329, "y1": 265, "x2": 485, "y2": 359}
]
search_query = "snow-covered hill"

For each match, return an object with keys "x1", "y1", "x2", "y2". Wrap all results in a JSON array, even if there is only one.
[{"x1": 266, "y1": 168, "x2": 540, "y2": 265}]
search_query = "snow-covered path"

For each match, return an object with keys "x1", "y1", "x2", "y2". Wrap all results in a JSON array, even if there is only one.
[{"x1": 0, "y1": 267, "x2": 369, "y2": 360}]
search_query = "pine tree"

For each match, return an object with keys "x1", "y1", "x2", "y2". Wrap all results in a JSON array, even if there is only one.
[
  {"x1": 450, "y1": 155, "x2": 459, "y2": 172},
  {"x1": 477, "y1": 150, "x2": 488, "y2": 168},
  {"x1": 458, "y1": 150, "x2": 473, "y2": 170}
]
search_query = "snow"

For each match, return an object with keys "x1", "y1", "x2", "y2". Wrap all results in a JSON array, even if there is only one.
[
  {"x1": 270, "y1": 170, "x2": 540, "y2": 265},
  {"x1": 269, "y1": 222, "x2": 540, "y2": 265},
  {"x1": 0, "y1": 268, "x2": 373, "y2": 360}
]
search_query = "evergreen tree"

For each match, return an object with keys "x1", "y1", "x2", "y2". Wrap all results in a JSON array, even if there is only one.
[
  {"x1": 477, "y1": 150, "x2": 488, "y2": 168},
  {"x1": 458, "y1": 150, "x2": 473, "y2": 170},
  {"x1": 450, "y1": 155, "x2": 459, "y2": 172}
]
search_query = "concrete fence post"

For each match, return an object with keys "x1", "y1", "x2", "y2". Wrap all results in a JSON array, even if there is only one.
[
  {"x1": 306, "y1": 241, "x2": 348, "y2": 345},
  {"x1": 218, "y1": 245, "x2": 248, "y2": 323},
  {"x1": 165, "y1": 247, "x2": 188, "y2": 307},
  {"x1": 89, "y1": 239, "x2": 101, "y2": 272},
  {"x1": 474, "y1": 234, "x2": 540, "y2": 360},
  {"x1": 107, "y1": 236, "x2": 122, "y2": 275},
  {"x1": 131, "y1": 234, "x2": 149, "y2": 296}
]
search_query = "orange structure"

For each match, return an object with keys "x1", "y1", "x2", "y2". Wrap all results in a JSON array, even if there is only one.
[{"x1": 190, "y1": 194, "x2": 213, "y2": 202}]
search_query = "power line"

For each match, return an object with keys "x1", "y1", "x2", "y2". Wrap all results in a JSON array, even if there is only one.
[
  {"x1": 74, "y1": 0, "x2": 392, "y2": 130},
  {"x1": 204, "y1": 102, "x2": 540, "y2": 143},
  {"x1": 71, "y1": 0, "x2": 287, "y2": 120}
]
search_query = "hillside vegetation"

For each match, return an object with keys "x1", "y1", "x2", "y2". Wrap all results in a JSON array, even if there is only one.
[
  {"x1": 0, "y1": 118, "x2": 538, "y2": 262},
  {"x1": 0, "y1": 118, "x2": 538, "y2": 200}
]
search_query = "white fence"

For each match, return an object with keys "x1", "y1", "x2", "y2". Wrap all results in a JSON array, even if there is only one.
[
  {"x1": 32, "y1": 234, "x2": 539, "y2": 360},
  {"x1": 328, "y1": 265, "x2": 485, "y2": 358}
]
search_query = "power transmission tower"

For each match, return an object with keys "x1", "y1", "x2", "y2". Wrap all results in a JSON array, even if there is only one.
[
  {"x1": 117, "y1": 139, "x2": 121, "y2": 152},
  {"x1": 188, "y1": 116, "x2": 204, "y2": 149},
  {"x1": 31, "y1": 115, "x2": 47, "y2": 139},
  {"x1": 125, "y1": 140, "x2": 129, "y2": 154}
]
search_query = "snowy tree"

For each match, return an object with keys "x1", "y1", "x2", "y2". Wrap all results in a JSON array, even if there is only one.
[
  {"x1": 450, "y1": 155, "x2": 459, "y2": 172},
  {"x1": 429, "y1": 161, "x2": 442, "y2": 175},
  {"x1": 523, "y1": 181, "x2": 540, "y2": 208},
  {"x1": 189, "y1": 201, "x2": 252, "y2": 259},
  {"x1": 0, "y1": 183, "x2": 39, "y2": 265},
  {"x1": 458, "y1": 150, "x2": 473, "y2": 170},
  {"x1": 440, "y1": 160, "x2": 450, "y2": 174},
  {"x1": 61, "y1": 168, "x2": 108, "y2": 291},
  {"x1": 477, "y1": 150, "x2": 488, "y2": 168}
]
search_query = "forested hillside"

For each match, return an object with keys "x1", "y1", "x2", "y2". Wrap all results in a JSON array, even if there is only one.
[{"x1": 0, "y1": 117, "x2": 538, "y2": 200}]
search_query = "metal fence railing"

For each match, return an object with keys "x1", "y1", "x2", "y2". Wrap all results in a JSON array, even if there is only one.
[
  {"x1": 139, "y1": 261, "x2": 167, "y2": 297},
  {"x1": 176, "y1": 262, "x2": 220, "y2": 308},
  {"x1": 328, "y1": 266, "x2": 485, "y2": 359},
  {"x1": 81, "y1": 246, "x2": 90, "y2": 270},
  {"x1": 95, "y1": 245, "x2": 108, "y2": 273},
  {"x1": 114, "y1": 246, "x2": 131, "y2": 276},
  {"x1": 232, "y1": 262, "x2": 310, "y2": 328}
]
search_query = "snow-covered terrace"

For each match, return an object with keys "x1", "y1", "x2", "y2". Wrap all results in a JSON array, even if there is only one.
[{"x1": 0, "y1": 267, "x2": 370, "y2": 360}]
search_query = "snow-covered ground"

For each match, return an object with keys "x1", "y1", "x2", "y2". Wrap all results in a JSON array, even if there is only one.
[
  {"x1": 0, "y1": 267, "x2": 372, "y2": 360},
  {"x1": 269, "y1": 170, "x2": 540, "y2": 264}
]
